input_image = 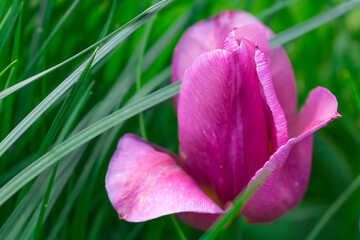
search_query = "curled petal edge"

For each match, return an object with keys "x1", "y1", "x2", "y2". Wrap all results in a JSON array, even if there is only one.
[{"x1": 241, "y1": 87, "x2": 340, "y2": 223}]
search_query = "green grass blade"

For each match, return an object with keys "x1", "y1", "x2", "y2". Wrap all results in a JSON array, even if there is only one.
[
  {"x1": 87, "y1": 205, "x2": 107, "y2": 240},
  {"x1": 129, "y1": 66, "x2": 170, "y2": 104},
  {"x1": 200, "y1": 166, "x2": 273, "y2": 240},
  {"x1": 0, "y1": 0, "x2": 20, "y2": 53},
  {"x1": 0, "y1": 1, "x2": 171, "y2": 235},
  {"x1": 46, "y1": 136, "x2": 108, "y2": 240},
  {"x1": 0, "y1": 0, "x2": 163, "y2": 101},
  {"x1": 256, "y1": 0, "x2": 299, "y2": 19},
  {"x1": 1, "y1": 0, "x2": 22, "y2": 91},
  {"x1": 306, "y1": 174, "x2": 360, "y2": 240},
  {"x1": 27, "y1": 0, "x2": 54, "y2": 64},
  {"x1": 126, "y1": 224, "x2": 145, "y2": 240},
  {"x1": 0, "y1": 22, "x2": 120, "y2": 100},
  {"x1": 0, "y1": 0, "x2": 7, "y2": 20},
  {"x1": 24, "y1": 0, "x2": 79, "y2": 75},
  {"x1": 0, "y1": 0, "x2": 201, "y2": 102},
  {"x1": 136, "y1": 14, "x2": 156, "y2": 140},
  {"x1": 33, "y1": 165, "x2": 57, "y2": 240},
  {"x1": 75, "y1": 0, "x2": 209, "y2": 120},
  {"x1": 139, "y1": 7, "x2": 186, "y2": 236},
  {"x1": 137, "y1": 16, "x2": 155, "y2": 91},
  {"x1": 54, "y1": 9, "x2": 117, "y2": 234},
  {"x1": 0, "y1": 124, "x2": 92, "y2": 239},
  {"x1": 25, "y1": 68, "x2": 170, "y2": 239},
  {"x1": 98, "y1": 0, "x2": 117, "y2": 42},
  {"x1": 0, "y1": 146, "x2": 87, "y2": 239},
  {"x1": 85, "y1": 0, "x2": 208, "y2": 120},
  {"x1": 344, "y1": 70, "x2": 360, "y2": 113},
  {"x1": 0, "y1": 0, "x2": 172, "y2": 158},
  {"x1": 0, "y1": 67, "x2": 168, "y2": 238},
  {"x1": 0, "y1": 60, "x2": 17, "y2": 79},
  {"x1": 0, "y1": 5, "x2": 11, "y2": 30},
  {"x1": 1, "y1": 55, "x2": 96, "y2": 239},
  {"x1": 1, "y1": 0, "x2": 22, "y2": 116},
  {"x1": 170, "y1": 215, "x2": 187, "y2": 240},
  {"x1": 0, "y1": 80, "x2": 180, "y2": 206},
  {"x1": 33, "y1": 47, "x2": 98, "y2": 240},
  {"x1": 0, "y1": 155, "x2": 33, "y2": 186},
  {"x1": 55, "y1": 82, "x2": 94, "y2": 141},
  {"x1": 0, "y1": 2, "x2": 22, "y2": 174},
  {"x1": 0, "y1": 50, "x2": 89, "y2": 100},
  {"x1": 143, "y1": 0, "x2": 210, "y2": 70},
  {"x1": 269, "y1": 0, "x2": 360, "y2": 48}
]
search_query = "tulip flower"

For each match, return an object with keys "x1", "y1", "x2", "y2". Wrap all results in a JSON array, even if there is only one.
[{"x1": 105, "y1": 11, "x2": 340, "y2": 230}]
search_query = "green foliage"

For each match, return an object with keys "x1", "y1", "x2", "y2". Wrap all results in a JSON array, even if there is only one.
[{"x1": 0, "y1": 0, "x2": 359, "y2": 239}]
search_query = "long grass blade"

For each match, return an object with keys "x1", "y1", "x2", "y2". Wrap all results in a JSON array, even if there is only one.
[
  {"x1": 344, "y1": 70, "x2": 360, "y2": 113},
  {"x1": 55, "y1": 82, "x2": 94, "y2": 141},
  {"x1": 0, "y1": 0, "x2": 20, "y2": 53},
  {"x1": 27, "y1": 0, "x2": 54, "y2": 64},
  {"x1": 1, "y1": 0, "x2": 22, "y2": 91},
  {"x1": 33, "y1": 47, "x2": 98, "y2": 240},
  {"x1": 0, "y1": 2, "x2": 22, "y2": 174},
  {"x1": 0, "y1": 141, "x2": 88, "y2": 239},
  {"x1": 143, "y1": 0, "x2": 210, "y2": 70},
  {"x1": 47, "y1": 68, "x2": 170, "y2": 238},
  {"x1": 0, "y1": 60, "x2": 18, "y2": 79},
  {"x1": 0, "y1": 121, "x2": 92, "y2": 239},
  {"x1": 200, "y1": 165, "x2": 273, "y2": 240},
  {"x1": 24, "y1": 0, "x2": 79, "y2": 75},
  {"x1": 87, "y1": 205, "x2": 107, "y2": 240},
  {"x1": 0, "y1": 0, "x2": 166, "y2": 101},
  {"x1": 256, "y1": 0, "x2": 300, "y2": 19},
  {"x1": 0, "y1": 0, "x2": 7, "y2": 20},
  {"x1": 0, "y1": 155, "x2": 33, "y2": 185},
  {"x1": 98, "y1": 0, "x2": 117, "y2": 42},
  {"x1": 0, "y1": 0, "x2": 172, "y2": 158},
  {"x1": 0, "y1": 80, "x2": 180, "y2": 206},
  {"x1": 0, "y1": 3, "x2": 171, "y2": 236},
  {"x1": 87, "y1": 0, "x2": 209, "y2": 121},
  {"x1": 269, "y1": 0, "x2": 360, "y2": 48},
  {"x1": 2, "y1": 67, "x2": 169, "y2": 239},
  {"x1": 0, "y1": 0, "x2": 207, "y2": 101},
  {"x1": 306, "y1": 174, "x2": 360, "y2": 240},
  {"x1": 0, "y1": 67, "x2": 166, "y2": 239},
  {"x1": 170, "y1": 215, "x2": 187, "y2": 240},
  {"x1": 136, "y1": 15, "x2": 156, "y2": 140}
]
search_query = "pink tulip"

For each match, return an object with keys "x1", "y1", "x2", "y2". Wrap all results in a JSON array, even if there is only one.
[{"x1": 105, "y1": 11, "x2": 340, "y2": 230}]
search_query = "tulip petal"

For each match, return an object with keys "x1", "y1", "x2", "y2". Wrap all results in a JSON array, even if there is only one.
[
  {"x1": 268, "y1": 46, "x2": 298, "y2": 122},
  {"x1": 172, "y1": 11, "x2": 262, "y2": 84},
  {"x1": 222, "y1": 25, "x2": 270, "y2": 55},
  {"x1": 254, "y1": 47, "x2": 288, "y2": 150},
  {"x1": 172, "y1": 10, "x2": 297, "y2": 121},
  {"x1": 242, "y1": 87, "x2": 339, "y2": 223},
  {"x1": 105, "y1": 134, "x2": 223, "y2": 223},
  {"x1": 176, "y1": 212, "x2": 221, "y2": 231},
  {"x1": 178, "y1": 44, "x2": 271, "y2": 205}
]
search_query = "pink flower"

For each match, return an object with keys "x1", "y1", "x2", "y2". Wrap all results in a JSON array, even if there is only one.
[{"x1": 105, "y1": 11, "x2": 340, "y2": 230}]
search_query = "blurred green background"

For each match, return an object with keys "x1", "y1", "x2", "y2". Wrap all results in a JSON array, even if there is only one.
[{"x1": 0, "y1": 0, "x2": 360, "y2": 239}]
